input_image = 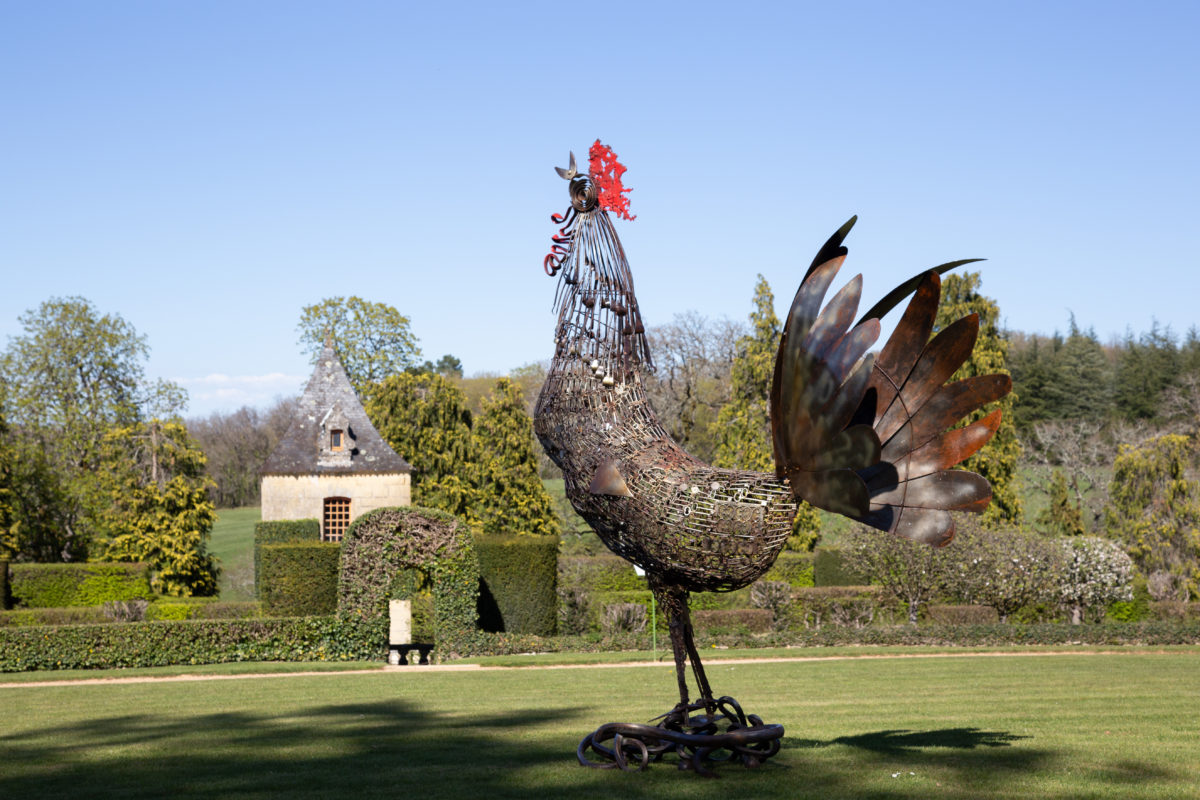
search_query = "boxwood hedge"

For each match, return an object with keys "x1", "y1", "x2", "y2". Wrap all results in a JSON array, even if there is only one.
[
  {"x1": 260, "y1": 541, "x2": 340, "y2": 617},
  {"x1": 253, "y1": 519, "x2": 320, "y2": 598},
  {"x1": 475, "y1": 532, "x2": 557, "y2": 635}
]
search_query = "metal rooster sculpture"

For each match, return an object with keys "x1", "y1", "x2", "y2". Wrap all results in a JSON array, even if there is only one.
[{"x1": 534, "y1": 142, "x2": 1012, "y2": 776}]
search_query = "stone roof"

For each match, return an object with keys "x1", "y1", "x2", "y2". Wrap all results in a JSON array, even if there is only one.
[{"x1": 260, "y1": 341, "x2": 412, "y2": 476}]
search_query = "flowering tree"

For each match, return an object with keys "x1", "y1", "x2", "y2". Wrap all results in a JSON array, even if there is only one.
[
  {"x1": 1058, "y1": 537, "x2": 1134, "y2": 624},
  {"x1": 947, "y1": 519, "x2": 1060, "y2": 622}
]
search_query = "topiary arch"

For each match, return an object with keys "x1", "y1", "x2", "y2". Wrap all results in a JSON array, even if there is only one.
[{"x1": 337, "y1": 506, "x2": 479, "y2": 656}]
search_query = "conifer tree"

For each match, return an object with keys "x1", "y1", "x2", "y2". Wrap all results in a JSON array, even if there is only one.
[
  {"x1": 366, "y1": 372, "x2": 478, "y2": 523},
  {"x1": 934, "y1": 272, "x2": 1022, "y2": 524},
  {"x1": 710, "y1": 275, "x2": 820, "y2": 548},
  {"x1": 473, "y1": 378, "x2": 557, "y2": 537},
  {"x1": 1037, "y1": 469, "x2": 1085, "y2": 537},
  {"x1": 91, "y1": 419, "x2": 219, "y2": 596}
]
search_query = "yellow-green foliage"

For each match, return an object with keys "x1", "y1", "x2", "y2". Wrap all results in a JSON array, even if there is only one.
[
  {"x1": 297, "y1": 296, "x2": 422, "y2": 396},
  {"x1": 367, "y1": 372, "x2": 478, "y2": 523},
  {"x1": 89, "y1": 419, "x2": 218, "y2": 597},
  {"x1": 9, "y1": 562, "x2": 152, "y2": 608},
  {"x1": 473, "y1": 378, "x2": 557, "y2": 538},
  {"x1": 1039, "y1": 468, "x2": 1086, "y2": 536},
  {"x1": 934, "y1": 272, "x2": 1022, "y2": 525},
  {"x1": 1105, "y1": 434, "x2": 1200, "y2": 598}
]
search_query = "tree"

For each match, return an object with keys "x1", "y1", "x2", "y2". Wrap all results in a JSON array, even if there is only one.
[
  {"x1": 472, "y1": 378, "x2": 557, "y2": 537},
  {"x1": 0, "y1": 297, "x2": 186, "y2": 560},
  {"x1": 934, "y1": 273, "x2": 1022, "y2": 525},
  {"x1": 0, "y1": 408, "x2": 16, "y2": 559},
  {"x1": 1113, "y1": 323, "x2": 1180, "y2": 421},
  {"x1": 417, "y1": 354, "x2": 464, "y2": 379},
  {"x1": 646, "y1": 311, "x2": 743, "y2": 463},
  {"x1": 1057, "y1": 537, "x2": 1134, "y2": 624},
  {"x1": 1050, "y1": 317, "x2": 1114, "y2": 420},
  {"x1": 89, "y1": 419, "x2": 219, "y2": 596},
  {"x1": 187, "y1": 397, "x2": 298, "y2": 508},
  {"x1": 366, "y1": 372, "x2": 477, "y2": 522},
  {"x1": 947, "y1": 518, "x2": 1060, "y2": 622},
  {"x1": 297, "y1": 297, "x2": 422, "y2": 396},
  {"x1": 843, "y1": 525, "x2": 952, "y2": 623},
  {"x1": 1028, "y1": 418, "x2": 1109, "y2": 530},
  {"x1": 1104, "y1": 434, "x2": 1200, "y2": 599},
  {"x1": 1036, "y1": 469, "x2": 1086, "y2": 537},
  {"x1": 711, "y1": 276, "x2": 821, "y2": 547}
]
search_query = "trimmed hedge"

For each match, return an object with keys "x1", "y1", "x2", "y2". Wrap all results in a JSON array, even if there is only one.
[
  {"x1": 10, "y1": 563, "x2": 153, "y2": 608},
  {"x1": 762, "y1": 551, "x2": 815, "y2": 587},
  {"x1": 813, "y1": 547, "x2": 869, "y2": 586},
  {"x1": 475, "y1": 532, "x2": 558, "y2": 636},
  {"x1": 0, "y1": 616, "x2": 386, "y2": 672},
  {"x1": 254, "y1": 519, "x2": 320, "y2": 598},
  {"x1": 693, "y1": 608, "x2": 773, "y2": 634},
  {"x1": 147, "y1": 601, "x2": 262, "y2": 621},
  {"x1": 5, "y1": 618, "x2": 1200, "y2": 671},
  {"x1": 0, "y1": 601, "x2": 263, "y2": 627},
  {"x1": 1, "y1": 559, "x2": 8, "y2": 609},
  {"x1": 260, "y1": 542, "x2": 340, "y2": 617}
]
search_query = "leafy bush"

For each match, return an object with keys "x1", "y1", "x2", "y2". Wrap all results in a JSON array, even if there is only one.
[
  {"x1": 260, "y1": 542, "x2": 340, "y2": 617},
  {"x1": 763, "y1": 551, "x2": 815, "y2": 587},
  {"x1": 693, "y1": 608, "x2": 773, "y2": 634},
  {"x1": 557, "y1": 586, "x2": 592, "y2": 635},
  {"x1": 927, "y1": 605, "x2": 1000, "y2": 625},
  {"x1": 602, "y1": 602, "x2": 646, "y2": 635},
  {"x1": 10, "y1": 563, "x2": 153, "y2": 608},
  {"x1": 253, "y1": 519, "x2": 320, "y2": 598},
  {"x1": 557, "y1": 554, "x2": 643, "y2": 594},
  {"x1": 1148, "y1": 602, "x2": 1200, "y2": 621},
  {"x1": 474, "y1": 532, "x2": 557, "y2": 635},
  {"x1": 813, "y1": 546, "x2": 868, "y2": 586},
  {"x1": 1, "y1": 559, "x2": 9, "y2": 609},
  {"x1": 1059, "y1": 537, "x2": 1134, "y2": 623},
  {"x1": 0, "y1": 606, "x2": 110, "y2": 627},
  {"x1": 0, "y1": 616, "x2": 386, "y2": 672}
]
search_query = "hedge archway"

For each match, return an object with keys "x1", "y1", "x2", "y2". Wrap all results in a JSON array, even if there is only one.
[{"x1": 337, "y1": 506, "x2": 478, "y2": 655}]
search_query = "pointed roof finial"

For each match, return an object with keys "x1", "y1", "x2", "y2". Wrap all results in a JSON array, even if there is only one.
[{"x1": 323, "y1": 328, "x2": 334, "y2": 351}]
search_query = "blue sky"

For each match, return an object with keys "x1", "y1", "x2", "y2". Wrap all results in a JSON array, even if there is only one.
[{"x1": 3, "y1": 1, "x2": 1197, "y2": 417}]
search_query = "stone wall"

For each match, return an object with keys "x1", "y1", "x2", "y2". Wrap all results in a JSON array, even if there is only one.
[{"x1": 260, "y1": 473, "x2": 411, "y2": 526}]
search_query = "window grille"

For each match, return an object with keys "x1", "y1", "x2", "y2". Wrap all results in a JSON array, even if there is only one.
[{"x1": 323, "y1": 497, "x2": 351, "y2": 542}]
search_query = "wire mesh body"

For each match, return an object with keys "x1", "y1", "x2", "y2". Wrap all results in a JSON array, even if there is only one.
[{"x1": 535, "y1": 198, "x2": 796, "y2": 593}]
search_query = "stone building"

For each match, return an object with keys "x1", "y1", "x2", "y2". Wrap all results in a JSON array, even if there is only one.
[{"x1": 260, "y1": 338, "x2": 411, "y2": 541}]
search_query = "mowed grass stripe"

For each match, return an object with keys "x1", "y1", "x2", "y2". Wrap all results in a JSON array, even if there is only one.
[{"x1": 2, "y1": 652, "x2": 1198, "y2": 799}]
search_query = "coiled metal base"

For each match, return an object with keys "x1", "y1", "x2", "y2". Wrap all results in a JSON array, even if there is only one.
[{"x1": 577, "y1": 696, "x2": 783, "y2": 778}]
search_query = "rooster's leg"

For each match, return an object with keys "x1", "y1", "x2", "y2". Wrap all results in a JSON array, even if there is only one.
[{"x1": 652, "y1": 580, "x2": 715, "y2": 713}]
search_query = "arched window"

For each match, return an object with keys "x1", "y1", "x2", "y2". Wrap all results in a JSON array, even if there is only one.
[{"x1": 323, "y1": 497, "x2": 351, "y2": 542}]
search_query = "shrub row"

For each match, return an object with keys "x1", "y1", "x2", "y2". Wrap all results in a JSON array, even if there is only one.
[
  {"x1": 812, "y1": 547, "x2": 868, "y2": 586},
  {"x1": 0, "y1": 601, "x2": 263, "y2": 627},
  {"x1": 693, "y1": 608, "x2": 774, "y2": 634},
  {"x1": 253, "y1": 519, "x2": 321, "y2": 598},
  {"x1": 475, "y1": 532, "x2": 558, "y2": 636},
  {"x1": 9, "y1": 563, "x2": 153, "y2": 608},
  {"x1": 762, "y1": 551, "x2": 815, "y2": 587},
  {"x1": 558, "y1": 554, "x2": 643, "y2": 594},
  {"x1": 260, "y1": 542, "x2": 340, "y2": 617},
  {"x1": 0, "y1": 616, "x2": 386, "y2": 672}
]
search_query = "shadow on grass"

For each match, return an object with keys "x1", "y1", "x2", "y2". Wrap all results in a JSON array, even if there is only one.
[{"x1": 1, "y1": 706, "x2": 1183, "y2": 800}]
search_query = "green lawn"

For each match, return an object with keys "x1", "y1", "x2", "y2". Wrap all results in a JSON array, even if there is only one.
[
  {"x1": 209, "y1": 507, "x2": 260, "y2": 601},
  {"x1": 3, "y1": 650, "x2": 1198, "y2": 799}
]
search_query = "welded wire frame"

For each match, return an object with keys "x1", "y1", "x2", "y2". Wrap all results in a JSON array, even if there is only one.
[
  {"x1": 536, "y1": 195, "x2": 797, "y2": 592},
  {"x1": 577, "y1": 696, "x2": 784, "y2": 777}
]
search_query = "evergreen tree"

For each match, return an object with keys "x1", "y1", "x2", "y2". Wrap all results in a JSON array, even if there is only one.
[
  {"x1": 1104, "y1": 434, "x2": 1200, "y2": 599},
  {"x1": 1114, "y1": 323, "x2": 1180, "y2": 421},
  {"x1": 933, "y1": 272, "x2": 1022, "y2": 524},
  {"x1": 1037, "y1": 469, "x2": 1085, "y2": 537},
  {"x1": 1009, "y1": 334, "x2": 1060, "y2": 431},
  {"x1": 473, "y1": 378, "x2": 557, "y2": 537},
  {"x1": 1052, "y1": 317, "x2": 1114, "y2": 420},
  {"x1": 90, "y1": 419, "x2": 219, "y2": 596},
  {"x1": 710, "y1": 275, "x2": 820, "y2": 547},
  {"x1": 366, "y1": 372, "x2": 478, "y2": 523}
]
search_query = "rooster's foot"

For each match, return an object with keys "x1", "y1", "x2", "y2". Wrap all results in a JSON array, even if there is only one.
[{"x1": 577, "y1": 695, "x2": 783, "y2": 778}]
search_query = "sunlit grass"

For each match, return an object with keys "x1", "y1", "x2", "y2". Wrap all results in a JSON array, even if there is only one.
[{"x1": 3, "y1": 651, "x2": 1198, "y2": 799}]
